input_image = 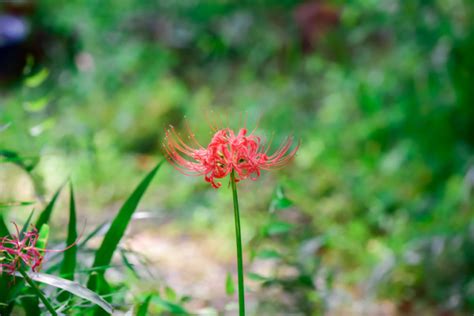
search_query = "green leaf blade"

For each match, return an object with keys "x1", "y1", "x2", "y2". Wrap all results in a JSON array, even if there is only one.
[
  {"x1": 60, "y1": 183, "x2": 78, "y2": 281},
  {"x1": 37, "y1": 224, "x2": 50, "y2": 252},
  {"x1": 24, "y1": 68, "x2": 49, "y2": 88},
  {"x1": 0, "y1": 213, "x2": 9, "y2": 237},
  {"x1": 137, "y1": 295, "x2": 152, "y2": 316},
  {"x1": 36, "y1": 184, "x2": 64, "y2": 230},
  {"x1": 256, "y1": 249, "x2": 282, "y2": 259},
  {"x1": 225, "y1": 272, "x2": 235, "y2": 296},
  {"x1": 151, "y1": 296, "x2": 190, "y2": 315},
  {"x1": 263, "y1": 221, "x2": 293, "y2": 236},
  {"x1": 87, "y1": 161, "x2": 163, "y2": 289},
  {"x1": 17, "y1": 272, "x2": 113, "y2": 314}
]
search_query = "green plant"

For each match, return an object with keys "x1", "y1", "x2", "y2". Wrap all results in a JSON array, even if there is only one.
[{"x1": 0, "y1": 161, "x2": 165, "y2": 315}]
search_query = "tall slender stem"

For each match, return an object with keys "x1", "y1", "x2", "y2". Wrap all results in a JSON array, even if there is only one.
[
  {"x1": 18, "y1": 269, "x2": 57, "y2": 316},
  {"x1": 230, "y1": 170, "x2": 245, "y2": 316}
]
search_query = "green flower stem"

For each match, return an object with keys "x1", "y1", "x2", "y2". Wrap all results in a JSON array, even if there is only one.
[
  {"x1": 230, "y1": 170, "x2": 245, "y2": 316},
  {"x1": 18, "y1": 269, "x2": 57, "y2": 316}
]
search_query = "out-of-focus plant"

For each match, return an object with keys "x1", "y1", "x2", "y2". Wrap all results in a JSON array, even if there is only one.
[
  {"x1": 0, "y1": 185, "x2": 113, "y2": 315},
  {"x1": 246, "y1": 186, "x2": 330, "y2": 315},
  {"x1": 0, "y1": 161, "x2": 171, "y2": 315}
]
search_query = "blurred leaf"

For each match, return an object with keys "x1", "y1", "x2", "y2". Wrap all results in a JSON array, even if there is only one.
[
  {"x1": 297, "y1": 274, "x2": 315, "y2": 288},
  {"x1": 271, "y1": 197, "x2": 293, "y2": 211},
  {"x1": 0, "y1": 215, "x2": 13, "y2": 314},
  {"x1": 36, "y1": 184, "x2": 64, "y2": 230},
  {"x1": 247, "y1": 272, "x2": 269, "y2": 282},
  {"x1": 270, "y1": 186, "x2": 293, "y2": 212},
  {"x1": 263, "y1": 221, "x2": 293, "y2": 236},
  {"x1": 87, "y1": 161, "x2": 163, "y2": 290},
  {"x1": 165, "y1": 286, "x2": 177, "y2": 302},
  {"x1": 0, "y1": 224, "x2": 24, "y2": 315},
  {"x1": 0, "y1": 150, "x2": 39, "y2": 172},
  {"x1": 20, "y1": 209, "x2": 35, "y2": 237},
  {"x1": 256, "y1": 249, "x2": 281, "y2": 259},
  {"x1": 120, "y1": 249, "x2": 139, "y2": 278},
  {"x1": 180, "y1": 295, "x2": 192, "y2": 304},
  {"x1": 0, "y1": 295, "x2": 14, "y2": 315},
  {"x1": 151, "y1": 295, "x2": 190, "y2": 315},
  {"x1": 60, "y1": 183, "x2": 77, "y2": 281},
  {"x1": 0, "y1": 271, "x2": 23, "y2": 315},
  {"x1": 21, "y1": 296, "x2": 40, "y2": 316},
  {"x1": 37, "y1": 224, "x2": 50, "y2": 252},
  {"x1": 24, "y1": 68, "x2": 49, "y2": 88},
  {"x1": 78, "y1": 221, "x2": 108, "y2": 249},
  {"x1": 0, "y1": 213, "x2": 9, "y2": 237},
  {"x1": 225, "y1": 272, "x2": 235, "y2": 296},
  {"x1": 137, "y1": 295, "x2": 152, "y2": 316},
  {"x1": 17, "y1": 272, "x2": 113, "y2": 314},
  {"x1": 0, "y1": 201, "x2": 35, "y2": 209},
  {"x1": 23, "y1": 96, "x2": 50, "y2": 113},
  {"x1": 22, "y1": 55, "x2": 34, "y2": 75}
]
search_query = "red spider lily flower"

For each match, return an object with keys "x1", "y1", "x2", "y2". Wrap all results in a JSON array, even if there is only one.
[
  {"x1": 0, "y1": 224, "x2": 43, "y2": 275},
  {"x1": 0, "y1": 223, "x2": 80, "y2": 275},
  {"x1": 163, "y1": 126, "x2": 299, "y2": 188}
]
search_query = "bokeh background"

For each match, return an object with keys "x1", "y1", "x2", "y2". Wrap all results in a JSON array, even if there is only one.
[{"x1": 1, "y1": 0, "x2": 474, "y2": 315}]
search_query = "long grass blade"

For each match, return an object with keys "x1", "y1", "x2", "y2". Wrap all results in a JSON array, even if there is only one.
[
  {"x1": 20, "y1": 209, "x2": 35, "y2": 237},
  {"x1": 78, "y1": 221, "x2": 109, "y2": 249},
  {"x1": 60, "y1": 183, "x2": 77, "y2": 281},
  {"x1": 36, "y1": 184, "x2": 64, "y2": 230},
  {"x1": 137, "y1": 295, "x2": 152, "y2": 316},
  {"x1": 87, "y1": 161, "x2": 163, "y2": 290},
  {"x1": 0, "y1": 213, "x2": 9, "y2": 237}
]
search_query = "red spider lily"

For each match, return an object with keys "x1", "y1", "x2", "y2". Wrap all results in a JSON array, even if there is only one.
[
  {"x1": 0, "y1": 223, "x2": 80, "y2": 275},
  {"x1": 0, "y1": 223, "x2": 43, "y2": 275},
  {"x1": 163, "y1": 126, "x2": 299, "y2": 188}
]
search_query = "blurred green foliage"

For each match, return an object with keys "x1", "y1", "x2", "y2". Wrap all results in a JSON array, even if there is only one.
[{"x1": 1, "y1": 0, "x2": 474, "y2": 314}]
